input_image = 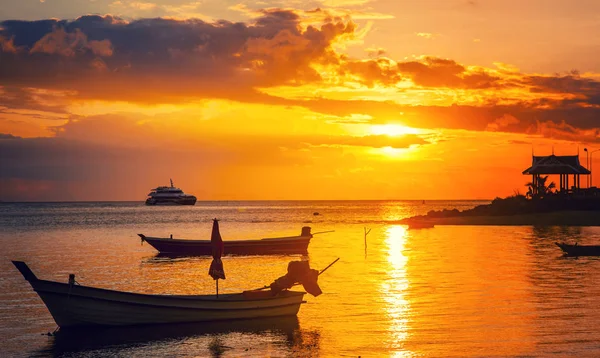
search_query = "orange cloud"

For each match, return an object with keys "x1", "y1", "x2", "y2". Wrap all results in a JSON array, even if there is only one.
[
  {"x1": 0, "y1": 12, "x2": 358, "y2": 102},
  {"x1": 486, "y1": 114, "x2": 519, "y2": 131},
  {"x1": 30, "y1": 28, "x2": 113, "y2": 57},
  {"x1": 1, "y1": 11, "x2": 600, "y2": 145},
  {"x1": 396, "y1": 57, "x2": 502, "y2": 89},
  {"x1": 338, "y1": 58, "x2": 401, "y2": 86},
  {"x1": 0, "y1": 35, "x2": 17, "y2": 53}
]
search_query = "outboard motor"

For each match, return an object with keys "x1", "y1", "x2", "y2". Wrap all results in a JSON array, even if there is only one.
[
  {"x1": 301, "y1": 226, "x2": 312, "y2": 237},
  {"x1": 269, "y1": 260, "x2": 322, "y2": 297}
]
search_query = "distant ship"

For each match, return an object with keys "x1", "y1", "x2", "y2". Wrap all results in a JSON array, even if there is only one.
[{"x1": 145, "y1": 179, "x2": 197, "y2": 206}]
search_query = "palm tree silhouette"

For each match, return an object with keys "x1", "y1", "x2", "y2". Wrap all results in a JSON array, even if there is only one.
[{"x1": 526, "y1": 175, "x2": 556, "y2": 199}]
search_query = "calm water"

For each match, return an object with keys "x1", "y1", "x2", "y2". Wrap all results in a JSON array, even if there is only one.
[{"x1": 2, "y1": 201, "x2": 600, "y2": 357}]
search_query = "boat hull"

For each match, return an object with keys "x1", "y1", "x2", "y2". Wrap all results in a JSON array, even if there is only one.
[
  {"x1": 555, "y1": 242, "x2": 600, "y2": 256},
  {"x1": 140, "y1": 235, "x2": 312, "y2": 256},
  {"x1": 145, "y1": 196, "x2": 197, "y2": 206},
  {"x1": 12, "y1": 261, "x2": 305, "y2": 328}
]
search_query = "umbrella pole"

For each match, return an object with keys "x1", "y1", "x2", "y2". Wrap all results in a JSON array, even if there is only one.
[{"x1": 216, "y1": 279, "x2": 219, "y2": 298}]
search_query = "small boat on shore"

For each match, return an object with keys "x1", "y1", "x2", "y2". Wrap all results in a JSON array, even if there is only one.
[
  {"x1": 139, "y1": 226, "x2": 314, "y2": 256},
  {"x1": 555, "y1": 242, "x2": 600, "y2": 256},
  {"x1": 11, "y1": 261, "x2": 307, "y2": 329}
]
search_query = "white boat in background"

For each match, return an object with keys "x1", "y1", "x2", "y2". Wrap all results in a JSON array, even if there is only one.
[
  {"x1": 11, "y1": 261, "x2": 306, "y2": 328},
  {"x1": 145, "y1": 179, "x2": 196, "y2": 206}
]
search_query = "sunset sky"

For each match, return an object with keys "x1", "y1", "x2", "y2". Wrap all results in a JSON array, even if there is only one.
[{"x1": 2, "y1": 0, "x2": 600, "y2": 201}]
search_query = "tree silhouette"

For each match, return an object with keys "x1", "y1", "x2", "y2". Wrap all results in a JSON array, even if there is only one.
[{"x1": 526, "y1": 175, "x2": 556, "y2": 199}]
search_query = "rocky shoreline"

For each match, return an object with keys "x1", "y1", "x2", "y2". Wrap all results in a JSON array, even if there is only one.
[
  {"x1": 401, "y1": 195, "x2": 600, "y2": 226},
  {"x1": 401, "y1": 211, "x2": 600, "y2": 226}
]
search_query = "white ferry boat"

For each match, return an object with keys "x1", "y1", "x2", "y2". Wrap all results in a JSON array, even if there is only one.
[{"x1": 145, "y1": 179, "x2": 197, "y2": 205}]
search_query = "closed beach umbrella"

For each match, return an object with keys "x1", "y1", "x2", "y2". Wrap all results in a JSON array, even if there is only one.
[{"x1": 208, "y1": 218, "x2": 225, "y2": 297}]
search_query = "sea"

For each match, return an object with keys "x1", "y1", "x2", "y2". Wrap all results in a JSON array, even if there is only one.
[{"x1": 1, "y1": 200, "x2": 600, "y2": 357}]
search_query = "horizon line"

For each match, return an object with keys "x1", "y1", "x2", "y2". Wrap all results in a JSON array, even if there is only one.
[{"x1": 0, "y1": 199, "x2": 493, "y2": 203}]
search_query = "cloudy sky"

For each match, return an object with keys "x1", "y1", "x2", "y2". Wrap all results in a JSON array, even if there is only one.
[{"x1": 1, "y1": 0, "x2": 600, "y2": 201}]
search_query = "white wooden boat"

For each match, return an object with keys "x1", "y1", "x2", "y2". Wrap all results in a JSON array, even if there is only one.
[{"x1": 12, "y1": 261, "x2": 305, "y2": 329}]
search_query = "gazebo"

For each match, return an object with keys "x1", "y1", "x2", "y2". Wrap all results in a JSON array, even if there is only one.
[{"x1": 522, "y1": 154, "x2": 590, "y2": 194}]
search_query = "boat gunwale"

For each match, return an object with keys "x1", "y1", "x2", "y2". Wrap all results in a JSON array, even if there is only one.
[
  {"x1": 31, "y1": 278, "x2": 305, "y2": 303},
  {"x1": 37, "y1": 289, "x2": 305, "y2": 312}
]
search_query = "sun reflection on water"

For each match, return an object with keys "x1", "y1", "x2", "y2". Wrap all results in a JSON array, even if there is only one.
[{"x1": 380, "y1": 225, "x2": 412, "y2": 356}]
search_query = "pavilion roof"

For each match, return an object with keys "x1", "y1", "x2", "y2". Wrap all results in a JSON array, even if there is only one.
[{"x1": 522, "y1": 155, "x2": 591, "y2": 175}]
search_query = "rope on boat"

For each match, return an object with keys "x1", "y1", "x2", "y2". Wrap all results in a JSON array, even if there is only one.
[{"x1": 311, "y1": 230, "x2": 335, "y2": 235}]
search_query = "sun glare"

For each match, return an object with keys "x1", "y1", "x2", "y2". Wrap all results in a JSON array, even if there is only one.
[
  {"x1": 370, "y1": 145, "x2": 419, "y2": 160},
  {"x1": 380, "y1": 146, "x2": 409, "y2": 156},
  {"x1": 370, "y1": 124, "x2": 421, "y2": 136}
]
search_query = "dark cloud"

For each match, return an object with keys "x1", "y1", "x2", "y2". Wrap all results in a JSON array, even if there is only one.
[
  {"x1": 522, "y1": 73, "x2": 600, "y2": 94},
  {"x1": 299, "y1": 97, "x2": 600, "y2": 141},
  {"x1": 396, "y1": 57, "x2": 503, "y2": 89},
  {"x1": 0, "y1": 86, "x2": 71, "y2": 115},
  {"x1": 1, "y1": 12, "x2": 600, "y2": 143},
  {"x1": 0, "y1": 12, "x2": 355, "y2": 103},
  {"x1": 0, "y1": 133, "x2": 20, "y2": 139},
  {"x1": 408, "y1": 103, "x2": 600, "y2": 138},
  {"x1": 531, "y1": 119, "x2": 600, "y2": 143},
  {"x1": 339, "y1": 58, "x2": 402, "y2": 86},
  {"x1": 521, "y1": 73, "x2": 600, "y2": 111}
]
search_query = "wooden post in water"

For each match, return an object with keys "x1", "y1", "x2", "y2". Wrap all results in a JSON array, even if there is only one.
[{"x1": 364, "y1": 227, "x2": 371, "y2": 255}]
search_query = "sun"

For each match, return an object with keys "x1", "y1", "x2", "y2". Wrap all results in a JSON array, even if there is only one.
[{"x1": 370, "y1": 124, "x2": 421, "y2": 136}]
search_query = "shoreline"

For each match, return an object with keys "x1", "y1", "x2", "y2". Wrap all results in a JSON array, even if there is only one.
[{"x1": 402, "y1": 211, "x2": 600, "y2": 226}]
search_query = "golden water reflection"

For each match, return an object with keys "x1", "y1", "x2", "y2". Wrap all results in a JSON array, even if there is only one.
[
  {"x1": 399, "y1": 226, "x2": 537, "y2": 357},
  {"x1": 381, "y1": 225, "x2": 412, "y2": 357},
  {"x1": 6, "y1": 201, "x2": 600, "y2": 356}
]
